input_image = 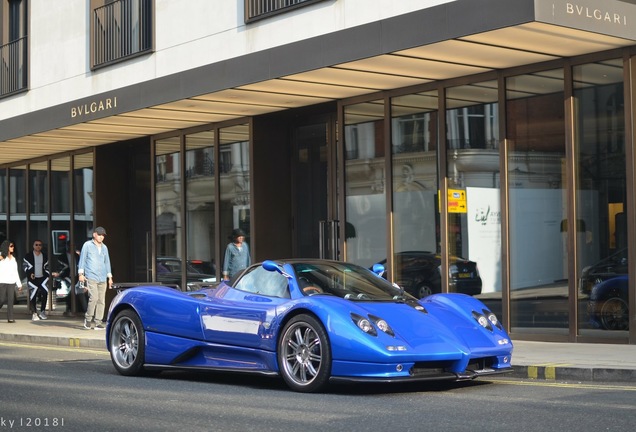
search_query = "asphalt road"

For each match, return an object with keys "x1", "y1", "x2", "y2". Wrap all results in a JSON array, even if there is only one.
[{"x1": 1, "y1": 342, "x2": 635, "y2": 432}]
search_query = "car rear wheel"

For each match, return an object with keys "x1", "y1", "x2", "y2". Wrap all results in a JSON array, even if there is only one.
[
  {"x1": 600, "y1": 297, "x2": 628, "y2": 331},
  {"x1": 109, "y1": 309, "x2": 146, "y2": 376},
  {"x1": 278, "y1": 314, "x2": 331, "y2": 393}
]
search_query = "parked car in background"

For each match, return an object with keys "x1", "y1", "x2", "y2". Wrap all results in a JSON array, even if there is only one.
[
  {"x1": 156, "y1": 257, "x2": 216, "y2": 291},
  {"x1": 579, "y1": 248, "x2": 627, "y2": 296},
  {"x1": 187, "y1": 259, "x2": 216, "y2": 275},
  {"x1": 107, "y1": 259, "x2": 512, "y2": 393},
  {"x1": 374, "y1": 251, "x2": 482, "y2": 299},
  {"x1": 588, "y1": 275, "x2": 628, "y2": 331}
]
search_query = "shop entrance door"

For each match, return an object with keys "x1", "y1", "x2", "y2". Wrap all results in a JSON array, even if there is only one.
[{"x1": 291, "y1": 115, "x2": 337, "y2": 259}]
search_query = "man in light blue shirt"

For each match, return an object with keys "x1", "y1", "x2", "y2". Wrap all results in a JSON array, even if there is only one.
[{"x1": 78, "y1": 226, "x2": 113, "y2": 330}]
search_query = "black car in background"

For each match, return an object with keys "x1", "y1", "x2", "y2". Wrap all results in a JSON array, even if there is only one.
[
  {"x1": 579, "y1": 248, "x2": 627, "y2": 296},
  {"x1": 156, "y1": 257, "x2": 216, "y2": 291},
  {"x1": 375, "y1": 251, "x2": 482, "y2": 299},
  {"x1": 187, "y1": 259, "x2": 216, "y2": 275}
]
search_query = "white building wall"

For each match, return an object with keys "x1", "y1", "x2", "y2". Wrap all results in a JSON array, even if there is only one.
[{"x1": 0, "y1": 0, "x2": 454, "y2": 120}]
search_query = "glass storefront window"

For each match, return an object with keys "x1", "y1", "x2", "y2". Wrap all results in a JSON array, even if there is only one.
[
  {"x1": 28, "y1": 161, "x2": 49, "y2": 255},
  {"x1": 185, "y1": 130, "x2": 217, "y2": 280},
  {"x1": 50, "y1": 157, "x2": 71, "y2": 311},
  {"x1": 72, "y1": 152, "x2": 94, "y2": 314},
  {"x1": 219, "y1": 123, "x2": 251, "y2": 278},
  {"x1": 155, "y1": 136, "x2": 182, "y2": 285},
  {"x1": 0, "y1": 169, "x2": 6, "y2": 244},
  {"x1": 154, "y1": 123, "x2": 251, "y2": 287},
  {"x1": 506, "y1": 69, "x2": 567, "y2": 333},
  {"x1": 390, "y1": 91, "x2": 440, "y2": 298},
  {"x1": 445, "y1": 82, "x2": 500, "y2": 300},
  {"x1": 73, "y1": 152, "x2": 94, "y2": 247},
  {"x1": 344, "y1": 100, "x2": 386, "y2": 268},
  {"x1": 9, "y1": 165, "x2": 27, "y2": 293},
  {"x1": 574, "y1": 59, "x2": 628, "y2": 336}
]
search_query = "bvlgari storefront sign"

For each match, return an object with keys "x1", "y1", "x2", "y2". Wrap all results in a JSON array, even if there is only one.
[
  {"x1": 70, "y1": 96, "x2": 118, "y2": 118},
  {"x1": 536, "y1": 0, "x2": 636, "y2": 40}
]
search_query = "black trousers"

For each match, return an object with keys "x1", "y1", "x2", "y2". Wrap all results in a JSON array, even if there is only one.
[
  {"x1": 29, "y1": 277, "x2": 47, "y2": 314},
  {"x1": 0, "y1": 283, "x2": 16, "y2": 321}
]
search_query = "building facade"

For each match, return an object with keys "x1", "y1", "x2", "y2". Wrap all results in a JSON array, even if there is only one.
[{"x1": 1, "y1": 0, "x2": 636, "y2": 344}]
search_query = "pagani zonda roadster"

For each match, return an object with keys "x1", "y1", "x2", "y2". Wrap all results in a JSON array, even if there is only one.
[{"x1": 106, "y1": 259, "x2": 513, "y2": 392}]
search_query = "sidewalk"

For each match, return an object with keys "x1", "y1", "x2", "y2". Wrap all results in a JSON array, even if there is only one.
[{"x1": 1, "y1": 306, "x2": 636, "y2": 383}]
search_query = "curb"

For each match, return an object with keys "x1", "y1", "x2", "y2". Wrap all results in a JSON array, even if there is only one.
[
  {"x1": 509, "y1": 365, "x2": 636, "y2": 383},
  {"x1": 0, "y1": 333, "x2": 106, "y2": 350}
]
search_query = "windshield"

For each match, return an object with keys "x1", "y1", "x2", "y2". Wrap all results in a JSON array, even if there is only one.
[{"x1": 292, "y1": 262, "x2": 415, "y2": 301}]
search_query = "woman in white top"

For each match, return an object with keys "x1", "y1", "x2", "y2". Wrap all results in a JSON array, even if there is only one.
[{"x1": 0, "y1": 240, "x2": 23, "y2": 323}]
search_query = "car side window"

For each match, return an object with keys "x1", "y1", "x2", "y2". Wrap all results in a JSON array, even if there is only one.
[{"x1": 234, "y1": 266, "x2": 290, "y2": 298}]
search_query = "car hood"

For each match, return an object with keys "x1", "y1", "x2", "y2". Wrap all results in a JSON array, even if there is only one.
[{"x1": 325, "y1": 296, "x2": 511, "y2": 363}]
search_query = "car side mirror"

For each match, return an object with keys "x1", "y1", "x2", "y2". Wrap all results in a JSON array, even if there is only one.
[
  {"x1": 372, "y1": 263, "x2": 385, "y2": 277},
  {"x1": 262, "y1": 260, "x2": 293, "y2": 280}
]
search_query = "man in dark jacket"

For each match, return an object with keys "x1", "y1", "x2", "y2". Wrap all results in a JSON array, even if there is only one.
[{"x1": 23, "y1": 239, "x2": 58, "y2": 321}]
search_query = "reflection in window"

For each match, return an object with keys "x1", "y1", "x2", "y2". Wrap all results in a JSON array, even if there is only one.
[
  {"x1": 0, "y1": 0, "x2": 28, "y2": 97},
  {"x1": 219, "y1": 124, "x2": 251, "y2": 271},
  {"x1": 50, "y1": 157, "x2": 71, "y2": 291},
  {"x1": 91, "y1": 0, "x2": 153, "y2": 69},
  {"x1": 446, "y1": 82, "x2": 499, "y2": 297},
  {"x1": 73, "y1": 152, "x2": 94, "y2": 244},
  {"x1": 0, "y1": 169, "x2": 6, "y2": 244},
  {"x1": 155, "y1": 137, "x2": 181, "y2": 263},
  {"x1": 574, "y1": 59, "x2": 628, "y2": 334},
  {"x1": 344, "y1": 100, "x2": 386, "y2": 268},
  {"x1": 186, "y1": 130, "x2": 217, "y2": 279},
  {"x1": 9, "y1": 166, "x2": 26, "y2": 257},
  {"x1": 29, "y1": 162, "x2": 49, "y2": 268},
  {"x1": 390, "y1": 91, "x2": 439, "y2": 295},
  {"x1": 29, "y1": 162, "x2": 48, "y2": 215},
  {"x1": 507, "y1": 69, "x2": 567, "y2": 332}
]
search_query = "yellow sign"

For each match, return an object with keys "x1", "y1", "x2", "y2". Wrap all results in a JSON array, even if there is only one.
[{"x1": 447, "y1": 189, "x2": 467, "y2": 213}]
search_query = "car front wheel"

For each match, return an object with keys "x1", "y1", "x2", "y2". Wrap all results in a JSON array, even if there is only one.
[
  {"x1": 278, "y1": 314, "x2": 331, "y2": 393},
  {"x1": 109, "y1": 309, "x2": 146, "y2": 376}
]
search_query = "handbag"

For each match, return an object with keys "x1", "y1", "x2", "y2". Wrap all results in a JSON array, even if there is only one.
[{"x1": 75, "y1": 281, "x2": 87, "y2": 295}]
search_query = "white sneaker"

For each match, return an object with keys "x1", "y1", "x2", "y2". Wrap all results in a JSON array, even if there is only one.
[
  {"x1": 38, "y1": 312, "x2": 48, "y2": 320},
  {"x1": 32, "y1": 313, "x2": 40, "y2": 321},
  {"x1": 83, "y1": 319, "x2": 91, "y2": 330}
]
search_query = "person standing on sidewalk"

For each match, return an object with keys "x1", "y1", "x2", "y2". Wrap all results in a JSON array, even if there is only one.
[
  {"x1": 0, "y1": 240, "x2": 23, "y2": 323},
  {"x1": 78, "y1": 226, "x2": 113, "y2": 330},
  {"x1": 23, "y1": 239, "x2": 58, "y2": 321}
]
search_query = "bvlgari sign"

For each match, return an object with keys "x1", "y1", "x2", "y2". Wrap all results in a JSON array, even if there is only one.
[
  {"x1": 536, "y1": 0, "x2": 636, "y2": 40},
  {"x1": 70, "y1": 96, "x2": 118, "y2": 118}
]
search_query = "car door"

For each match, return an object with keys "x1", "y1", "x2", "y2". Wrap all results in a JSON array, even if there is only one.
[{"x1": 200, "y1": 266, "x2": 290, "y2": 350}]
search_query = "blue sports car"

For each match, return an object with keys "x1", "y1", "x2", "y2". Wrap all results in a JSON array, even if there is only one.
[{"x1": 106, "y1": 259, "x2": 513, "y2": 392}]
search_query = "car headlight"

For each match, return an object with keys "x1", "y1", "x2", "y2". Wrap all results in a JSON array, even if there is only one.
[
  {"x1": 351, "y1": 313, "x2": 396, "y2": 337},
  {"x1": 351, "y1": 313, "x2": 377, "y2": 336},
  {"x1": 369, "y1": 314, "x2": 395, "y2": 337},
  {"x1": 484, "y1": 309, "x2": 502, "y2": 330},
  {"x1": 472, "y1": 311, "x2": 493, "y2": 331}
]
